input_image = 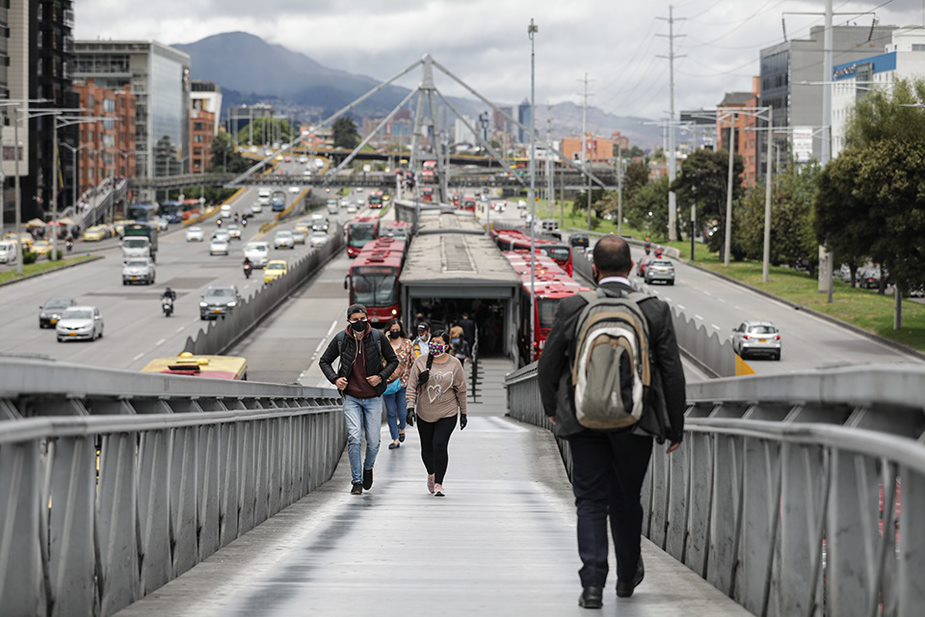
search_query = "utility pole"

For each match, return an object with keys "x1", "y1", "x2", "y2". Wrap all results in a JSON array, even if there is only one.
[
  {"x1": 762, "y1": 110, "x2": 774, "y2": 283},
  {"x1": 820, "y1": 0, "x2": 835, "y2": 303},
  {"x1": 658, "y1": 5, "x2": 685, "y2": 242},
  {"x1": 546, "y1": 115, "x2": 555, "y2": 228},
  {"x1": 580, "y1": 73, "x2": 592, "y2": 230},
  {"x1": 616, "y1": 143, "x2": 623, "y2": 236},
  {"x1": 723, "y1": 111, "x2": 736, "y2": 267},
  {"x1": 528, "y1": 18, "x2": 539, "y2": 363}
]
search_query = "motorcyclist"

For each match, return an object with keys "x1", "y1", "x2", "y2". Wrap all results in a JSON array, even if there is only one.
[
  {"x1": 161, "y1": 287, "x2": 177, "y2": 302},
  {"x1": 234, "y1": 212, "x2": 240, "y2": 223},
  {"x1": 243, "y1": 257, "x2": 253, "y2": 278},
  {"x1": 241, "y1": 216, "x2": 248, "y2": 228},
  {"x1": 644, "y1": 240, "x2": 652, "y2": 256},
  {"x1": 216, "y1": 217, "x2": 222, "y2": 227}
]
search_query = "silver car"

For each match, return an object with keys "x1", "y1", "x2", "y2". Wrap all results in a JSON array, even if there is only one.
[
  {"x1": 644, "y1": 259, "x2": 676, "y2": 285},
  {"x1": 56, "y1": 306, "x2": 104, "y2": 342},
  {"x1": 0, "y1": 240, "x2": 18, "y2": 263},
  {"x1": 209, "y1": 237, "x2": 230, "y2": 256},
  {"x1": 731, "y1": 321, "x2": 782, "y2": 361},
  {"x1": 122, "y1": 257, "x2": 156, "y2": 285},
  {"x1": 244, "y1": 241, "x2": 270, "y2": 267},
  {"x1": 309, "y1": 230, "x2": 329, "y2": 248},
  {"x1": 186, "y1": 226, "x2": 205, "y2": 242},
  {"x1": 274, "y1": 230, "x2": 295, "y2": 250}
]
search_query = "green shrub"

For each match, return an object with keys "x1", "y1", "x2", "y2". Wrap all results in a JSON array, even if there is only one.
[{"x1": 22, "y1": 251, "x2": 37, "y2": 265}]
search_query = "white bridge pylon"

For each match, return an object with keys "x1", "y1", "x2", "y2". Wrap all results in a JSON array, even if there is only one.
[{"x1": 227, "y1": 55, "x2": 608, "y2": 193}]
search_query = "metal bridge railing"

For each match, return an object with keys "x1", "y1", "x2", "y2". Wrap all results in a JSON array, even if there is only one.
[
  {"x1": 505, "y1": 363, "x2": 925, "y2": 617},
  {"x1": 0, "y1": 362, "x2": 345, "y2": 617}
]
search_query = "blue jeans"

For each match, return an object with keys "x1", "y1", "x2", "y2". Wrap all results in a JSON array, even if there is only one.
[
  {"x1": 343, "y1": 395, "x2": 382, "y2": 485},
  {"x1": 383, "y1": 386, "x2": 408, "y2": 441}
]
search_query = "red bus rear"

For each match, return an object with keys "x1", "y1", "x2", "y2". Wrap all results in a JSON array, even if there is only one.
[
  {"x1": 347, "y1": 237, "x2": 408, "y2": 324},
  {"x1": 345, "y1": 217, "x2": 380, "y2": 258},
  {"x1": 421, "y1": 187, "x2": 435, "y2": 203},
  {"x1": 381, "y1": 221, "x2": 412, "y2": 241},
  {"x1": 493, "y1": 229, "x2": 574, "y2": 276}
]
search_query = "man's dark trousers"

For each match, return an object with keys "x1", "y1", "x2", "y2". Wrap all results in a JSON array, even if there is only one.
[{"x1": 568, "y1": 430, "x2": 653, "y2": 588}]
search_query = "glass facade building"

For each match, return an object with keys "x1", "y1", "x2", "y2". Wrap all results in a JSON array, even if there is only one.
[{"x1": 73, "y1": 40, "x2": 190, "y2": 179}]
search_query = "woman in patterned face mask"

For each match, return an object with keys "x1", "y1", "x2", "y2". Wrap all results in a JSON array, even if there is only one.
[{"x1": 405, "y1": 331, "x2": 468, "y2": 497}]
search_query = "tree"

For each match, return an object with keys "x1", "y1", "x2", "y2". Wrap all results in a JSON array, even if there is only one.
[
  {"x1": 737, "y1": 163, "x2": 820, "y2": 274},
  {"x1": 671, "y1": 148, "x2": 744, "y2": 257},
  {"x1": 211, "y1": 131, "x2": 253, "y2": 174},
  {"x1": 333, "y1": 117, "x2": 360, "y2": 149},
  {"x1": 622, "y1": 160, "x2": 649, "y2": 203},
  {"x1": 236, "y1": 117, "x2": 294, "y2": 146},
  {"x1": 624, "y1": 177, "x2": 670, "y2": 240}
]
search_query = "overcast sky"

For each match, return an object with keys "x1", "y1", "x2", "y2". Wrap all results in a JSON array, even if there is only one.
[{"x1": 75, "y1": 0, "x2": 925, "y2": 118}]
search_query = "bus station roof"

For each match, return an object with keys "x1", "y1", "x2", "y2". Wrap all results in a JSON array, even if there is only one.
[
  {"x1": 400, "y1": 232, "x2": 520, "y2": 298},
  {"x1": 416, "y1": 211, "x2": 483, "y2": 235}
]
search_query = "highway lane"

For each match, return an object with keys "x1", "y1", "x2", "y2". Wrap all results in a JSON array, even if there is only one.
[{"x1": 0, "y1": 182, "x2": 324, "y2": 371}]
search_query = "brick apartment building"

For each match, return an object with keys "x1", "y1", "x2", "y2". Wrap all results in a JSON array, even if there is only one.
[
  {"x1": 560, "y1": 132, "x2": 630, "y2": 163},
  {"x1": 190, "y1": 107, "x2": 216, "y2": 174},
  {"x1": 72, "y1": 79, "x2": 136, "y2": 195},
  {"x1": 716, "y1": 78, "x2": 761, "y2": 188}
]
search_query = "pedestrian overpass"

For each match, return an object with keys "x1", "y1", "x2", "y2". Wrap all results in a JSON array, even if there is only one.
[{"x1": 1, "y1": 357, "x2": 922, "y2": 617}]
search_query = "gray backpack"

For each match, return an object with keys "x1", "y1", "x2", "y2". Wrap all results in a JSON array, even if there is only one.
[{"x1": 571, "y1": 288, "x2": 652, "y2": 430}]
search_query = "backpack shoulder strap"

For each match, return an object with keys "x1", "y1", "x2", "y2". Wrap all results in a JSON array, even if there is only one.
[
  {"x1": 580, "y1": 290, "x2": 602, "y2": 305},
  {"x1": 335, "y1": 331, "x2": 346, "y2": 356}
]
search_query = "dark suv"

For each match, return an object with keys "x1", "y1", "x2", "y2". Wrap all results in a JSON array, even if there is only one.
[
  {"x1": 39, "y1": 297, "x2": 77, "y2": 328},
  {"x1": 199, "y1": 285, "x2": 241, "y2": 321}
]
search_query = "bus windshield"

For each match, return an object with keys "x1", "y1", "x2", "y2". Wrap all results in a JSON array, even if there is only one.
[
  {"x1": 543, "y1": 246, "x2": 571, "y2": 263},
  {"x1": 537, "y1": 298, "x2": 560, "y2": 329},
  {"x1": 352, "y1": 267, "x2": 398, "y2": 306},
  {"x1": 348, "y1": 224, "x2": 376, "y2": 247}
]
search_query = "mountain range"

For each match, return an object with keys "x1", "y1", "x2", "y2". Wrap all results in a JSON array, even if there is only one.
[{"x1": 173, "y1": 32, "x2": 661, "y2": 149}]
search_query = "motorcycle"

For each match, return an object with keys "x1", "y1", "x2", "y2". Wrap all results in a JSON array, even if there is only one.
[
  {"x1": 216, "y1": 218, "x2": 222, "y2": 227},
  {"x1": 161, "y1": 297, "x2": 174, "y2": 317},
  {"x1": 241, "y1": 217, "x2": 248, "y2": 228},
  {"x1": 243, "y1": 263, "x2": 253, "y2": 279},
  {"x1": 65, "y1": 239, "x2": 74, "y2": 252}
]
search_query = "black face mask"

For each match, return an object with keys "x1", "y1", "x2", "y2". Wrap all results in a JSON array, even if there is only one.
[
  {"x1": 350, "y1": 320, "x2": 368, "y2": 333},
  {"x1": 388, "y1": 331, "x2": 401, "y2": 339}
]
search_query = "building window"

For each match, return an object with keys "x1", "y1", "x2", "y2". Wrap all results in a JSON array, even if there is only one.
[{"x1": 913, "y1": 44, "x2": 925, "y2": 52}]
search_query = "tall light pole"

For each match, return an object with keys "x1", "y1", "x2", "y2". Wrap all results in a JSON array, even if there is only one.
[
  {"x1": 723, "y1": 111, "x2": 736, "y2": 267},
  {"x1": 528, "y1": 17, "x2": 538, "y2": 363},
  {"x1": 60, "y1": 142, "x2": 91, "y2": 212},
  {"x1": 821, "y1": 0, "x2": 835, "y2": 303},
  {"x1": 762, "y1": 111, "x2": 774, "y2": 283},
  {"x1": 658, "y1": 4, "x2": 685, "y2": 242},
  {"x1": 54, "y1": 115, "x2": 106, "y2": 258}
]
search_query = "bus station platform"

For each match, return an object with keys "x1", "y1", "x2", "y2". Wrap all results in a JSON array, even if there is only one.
[{"x1": 115, "y1": 386, "x2": 751, "y2": 617}]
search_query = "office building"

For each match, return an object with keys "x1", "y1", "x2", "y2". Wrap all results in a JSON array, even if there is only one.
[
  {"x1": 74, "y1": 40, "x2": 191, "y2": 179},
  {"x1": 517, "y1": 99, "x2": 531, "y2": 143},
  {"x1": 190, "y1": 81, "x2": 222, "y2": 135},
  {"x1": 1, "y1": 0, "x2": 30, "y2": 225},
  {"x1": 831, "y1": 28, "x2": 925, "y2": 157},
  {"x1": 760, "y1": 24, "x2": 896, "y2": 162},
  {"x1": 190, "y1": 81, "x2": 221, "y2": 174},
  {"x1": 72, "y1": 80, "x2": 136, "y2": 195}
]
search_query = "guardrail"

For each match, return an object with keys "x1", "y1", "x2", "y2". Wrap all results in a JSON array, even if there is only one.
[
  {"x1": 0, "y1": 360, "x2": 344, "y2": 617},
  {"x1": 505, "y1": 362, "x2": 925, "y2": 617},
  {"x1": 183, "y1": 227, "x2": 344, "y2": 356}
]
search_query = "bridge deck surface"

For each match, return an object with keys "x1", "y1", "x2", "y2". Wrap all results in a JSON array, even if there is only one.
[{"x1": 116, "y1": 373, "x2": 749, "y2": 617}]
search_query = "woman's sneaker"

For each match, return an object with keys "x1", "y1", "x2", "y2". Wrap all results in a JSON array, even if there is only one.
[
  {"x1": 434, "y1": 483, "x2": 445, "y2": 497},
  {"x1": 427, "y1": 474, "x2": 436, "y2": 494}
]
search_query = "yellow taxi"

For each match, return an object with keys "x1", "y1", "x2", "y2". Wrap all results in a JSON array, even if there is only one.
[
  {"x1": 4, "y1": 232, "x2": 33, "y2": 249},
  {"x1": 82, "y1": 226, "x2": 107, "y2": 242},
  {"x1": 31, "y1": 240, "x2": 53, "y2": 258},
  {"x1": 263, "y1": 259, "x2": 288, "y2": 284},
  {"x1": 275, "y1": 155, "x2": 284, "y2": 162}
]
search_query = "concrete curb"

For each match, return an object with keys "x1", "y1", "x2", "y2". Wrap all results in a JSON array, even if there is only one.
[
  {"x1": 683, "y1": 259, "x2": 925, "y2": 362},
  {"x1": 0, "y1": 255, "x2": 104, "y2": 289}
]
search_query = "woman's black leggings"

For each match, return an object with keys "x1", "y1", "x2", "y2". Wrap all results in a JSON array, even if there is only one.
[{"x1": 417, "y1": 416, "x2": 457, "y2": 484}]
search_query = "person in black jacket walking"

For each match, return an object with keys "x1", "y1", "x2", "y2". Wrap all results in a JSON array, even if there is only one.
[
  {"x1": 319, "y1": 304, "x2": 399, "y2": 495},
  {"x1": 538, "y1": 235, "x2": 686, "y2": 609}
]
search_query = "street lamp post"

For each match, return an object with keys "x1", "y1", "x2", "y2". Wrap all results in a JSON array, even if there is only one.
[
  {"x1": 59, "y1": 142, "x2": 91, "y2": 212},
  {"x1": 53, "y1": 114, "x2": 106, "y2": 259},
  {"x1": 528, "y1": 17, "x2": 538, "y2": 363}
]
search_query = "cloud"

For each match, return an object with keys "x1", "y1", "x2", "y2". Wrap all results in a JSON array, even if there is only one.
[{"x1": 74, "y1": 0, "x2": 925, "y2": 120}]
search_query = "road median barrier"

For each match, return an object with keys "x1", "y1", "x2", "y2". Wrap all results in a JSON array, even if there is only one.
[
  {"x1": 256, "y1": 189, "x2": 313, "y2": 239},
  {"x1": 183, "y1": 224, "x2": 344, "y2": 356}
]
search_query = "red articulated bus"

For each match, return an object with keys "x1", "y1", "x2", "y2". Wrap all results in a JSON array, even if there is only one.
[
  {"x1": 501, "y1": 251, "x2": 590, "y2": 362},
  {"x1": 492, "y1": 228, "x2": 574, "y2": 277},
  {"x1": 381, "y1": 221, "x2": 412, "y2": 241},
  {"x1": 460, "y1": 196, "x2": 477, "y2": 213},
  {"x1": 346, "y1": 237, "x2": 409, "y2": 325},
  {"x1": 368, "y1": 191, "x2": 384, "y2": 209},
  {"x1": 421, "y1": 187, "x2": 435, "y2": 203},
  {"x1": 345, "y1": 216, "x2": 380, "y2": 258}
]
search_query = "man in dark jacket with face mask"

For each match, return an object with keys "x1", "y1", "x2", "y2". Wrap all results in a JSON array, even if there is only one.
[{"x1": 319, "y1": 304, "x2": 399, "y2": 495}]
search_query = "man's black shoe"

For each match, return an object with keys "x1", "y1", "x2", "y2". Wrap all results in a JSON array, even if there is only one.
[
  {"x1": 616, "y1": 558, "x2": 645, "y2": 598},
  {"x1": 363, "y1": 468, "x2": 373, "y2": 490},
  {"x1": 578, "y1": 586, "x2": 603, "y2": 609},
  {"x1": 351, "y1": 483, "x2": 363, "y2": 495}
]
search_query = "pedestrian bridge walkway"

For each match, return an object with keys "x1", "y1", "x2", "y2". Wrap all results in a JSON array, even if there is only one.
[{"x1": 115, "y1": 410, "x2": 749, "y2": 617}]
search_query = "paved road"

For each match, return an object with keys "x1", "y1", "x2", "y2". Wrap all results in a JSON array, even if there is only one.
[{"x1": 0, "y1": 183, "x2": 330, "y2": 372}]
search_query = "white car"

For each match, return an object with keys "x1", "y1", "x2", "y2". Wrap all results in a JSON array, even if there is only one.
[
  {"x1": 346, "y1": 204, "x2": 358, "y2": 214},
  {"x1": 226, "y1": 224, "x2": 242, "y2": 240},
  {"x1": 122, "y1": 257, "x2": 156, "y2": 285},
  {"x1": 289, "y1": 186, "x2": 300, "y2": 194},
  {"x1": 244, "y1": 241, "x2": 270, "y2": 267},
  {"x1": 355, "y1": 187, "x2": 364, "y2": 193},
  {"x1": 220, "y1": 204, "x2": 232, "y2": 219},
  {"x1": 257, "y1": 189, "x2": 271, "y2": 205},
  {"x1": 210, "y1": 237, "x2": 230, "y2": 256},
  {"x1": 250, "y1": 203, "x2": 263, "y2": 214},
  {"x1": 298, "y1": 155, "x2": 308, "y2": 164},
  {"x1": 56, "y1": 306, "x2": 103, "y2": 342},
  {"x1": 309, "y1": 230, "x2": 329, "y2": 248},
  {"x1": 274, "y1": 230, "x2": 295, "y2": 250},
  {"x1": 303, "y1": 168, "x2": 313, "y2": 176},
  {"x1": 0, "y1": 240, "x2": 19, "y2": 263},
  {"x1": 156, "y1": 217, "x2": 169, "y2": 231},
  {"x1": 186, "y1": 227, "x2": 205, "y2": 242}
]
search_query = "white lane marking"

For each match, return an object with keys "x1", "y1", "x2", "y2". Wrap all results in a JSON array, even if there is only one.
[
  {"x1": 677, "y1": 304, "x2": 686, "y2": 310},
  {"x1": 154, "y1": 338, "x2": 166, "y2": 347},
  {"x1": 663, "y1": 296, "x2": 672, "y2": 302},
  {"x1": 694, "y1": 314, "x2": 704, "y2": 321},
  {"x1": 176, "y1": 326, "x2": 184, "y2": 333},
  {"x1": 132, "y1": 352, "x2": 144, "y2": 361},
  {"x1": 717, "y1": 298, "x2": 727, "y2": 304},
  {"x1": 712, "y1": 324, "x2": 721, "y2": 331},
  {"x1": 314, "y1": 339, "x2": 326, "y2": 354},
  {"x1": 326, "y1": 320, "x2": 338, "y2": 337},
  {"x1": 734, "y1": 305, "x2": 742, "y2": 310},
  {"x1": 702, "y1": 290, "x2": 713, "y2": 297}
]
